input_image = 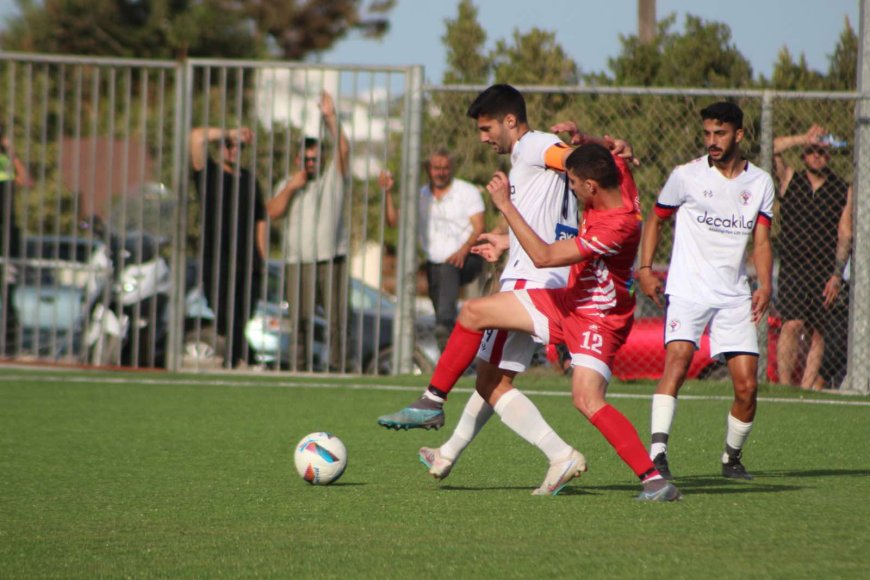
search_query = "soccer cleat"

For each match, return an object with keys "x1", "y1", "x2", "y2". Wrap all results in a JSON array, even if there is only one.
[
  {"x1": 377, "y1": 406, "x2": 445, "y2": 430},
  {"x1": 652, "y1": 452, "x2": 674, "y2": 481},
  {"x1": 722, "y1": 450, "x2": 753, "y2": 480},
  {"x1": 531, "y1": 449, "x2": 588, "y2": 496},
  {"x1": 418, "y1": 447, "x2": 454, "y2": 480},
  {"x1": 636, "y1": 479, "x2": 683, "y2": 502}
]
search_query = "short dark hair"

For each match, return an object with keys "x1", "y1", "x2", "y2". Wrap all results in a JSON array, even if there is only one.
[
  {"x1": 303, "y1": 137, "x2": 320, "y2": 150},
  {"x1": 700, "y1": 101, "x2": 743, "y2": 129},
  {"x1": 566, "y1": 143, "x2": 619, "y2": 189},
  {"x1": 466, "y1": 84, "x2": 527, "y2": 123}
]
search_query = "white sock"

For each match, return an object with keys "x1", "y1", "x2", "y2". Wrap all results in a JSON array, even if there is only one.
[
  {"x1": 493, "y1": 388, "x2": 572, "y2": 463},
  {"x1": 722, "y1": 414, "x2": 753, "y2": 462},
  {"x1": 649, "y1": 394, "x2": 677, "y2": 459},
  {"x1": 439, "y1": 391, "x2": 493, "y2": 462}
]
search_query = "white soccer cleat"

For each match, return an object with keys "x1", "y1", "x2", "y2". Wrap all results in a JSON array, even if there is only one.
[
  {"x1": 418, "y1": 447, "x2": 455, "y2": 481},
  {"x1": 532, "y1": 449, "x2": 588, "y2": 496}
]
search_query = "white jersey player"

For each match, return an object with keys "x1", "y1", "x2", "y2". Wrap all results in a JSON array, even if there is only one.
[{"x1": 637, "y1": 101, "x2": 774, "y2": 482}]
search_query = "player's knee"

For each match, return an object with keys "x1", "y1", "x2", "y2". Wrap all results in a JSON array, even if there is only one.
[
  {"x1": 571, "y1": 388, "x2": 604, "y2": 419},
  {"x1": 732, "y1": 376, "x2": 758, "y2": 403},
  {"x1": 457, "y1": 299, "x2": 484, "y2": 330}
]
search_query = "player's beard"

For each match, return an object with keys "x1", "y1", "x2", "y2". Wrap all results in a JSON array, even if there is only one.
[{"x1": 709, "y1": 141, "x2": 738, "y2": 163}]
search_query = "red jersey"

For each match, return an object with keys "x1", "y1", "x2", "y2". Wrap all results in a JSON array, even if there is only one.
[{"x1": 565, "y1": 154, "x2": 642, "y2": 331}]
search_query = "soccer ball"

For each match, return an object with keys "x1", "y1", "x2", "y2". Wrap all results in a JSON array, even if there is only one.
[{"x1": 294, "y1": 432, "x2": 348, "y2": 485}]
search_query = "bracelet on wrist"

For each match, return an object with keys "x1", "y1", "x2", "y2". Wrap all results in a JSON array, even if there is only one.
[{"x1": 638, "y1": 265, "x2": 652, "y2": 270}]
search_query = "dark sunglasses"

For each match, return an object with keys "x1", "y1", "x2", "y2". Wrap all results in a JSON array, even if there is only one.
[{"x1": 224, "y1": 140, "x2": 244, "y2": 150}]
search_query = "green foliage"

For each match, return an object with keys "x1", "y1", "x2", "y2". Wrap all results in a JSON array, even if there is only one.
[
  {"x1": 441, "y1": 0, "x2": 489, "y2": 85},
  {"x1": 600, "y1": 14, "x2": 753, "y2": 88},
  {"x1": 0, "y1": 1, "x2": 395, "y2": 61},
  {"x1": 827, "y1": 17, "x2": 858, "y2": 90},
  {"x1": 769, "y1": 48, "x2": 827, "y2": 90}
]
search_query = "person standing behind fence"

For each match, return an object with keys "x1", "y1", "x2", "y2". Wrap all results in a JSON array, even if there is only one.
[
  {"x1": 379, "y1": 149, "x2": 485, "y2": 350},
  {"x1": 189, "y1": 125, "x2": 267, "y2": 368},
  {"x1": 637, "y1": 102, "x2": 774, "y2": 482},
  {"x1": 0, "y1": 124, "x2": 31, "y2": 355},
  {"x1": 772, "y1": 124, "x2": 852, "y2": 390},
  {"x1": 267, "y1": 91, "x2": 349, "y2": 372}
]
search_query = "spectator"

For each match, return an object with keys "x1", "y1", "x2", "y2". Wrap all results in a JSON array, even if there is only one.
[
  {"x1": 773, "y1": 124, "x2": 852, "y2": 390},
  {"x1": 189, "y1": 125, "x2": 267, "y2": 368},
  {"x1": 0, "y1": 123, "x2": 31, "y2": 355},
  {"x1": 380, "y1": 148, "x2": 486, "y2": 350},
  {"x1": 267, "y1": 91, "x2": 349, "y2": 372}
]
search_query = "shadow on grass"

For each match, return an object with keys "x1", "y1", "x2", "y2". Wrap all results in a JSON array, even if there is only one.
[
  {"x1": 438, "y1": 485, "x2": 596, "y2": 496},
  {"x1": 750, "y1": 468, "x2": 870, "y2": 478},
  {"x1": 433, "y1": 468, "x2": 869, "y2": 495}
]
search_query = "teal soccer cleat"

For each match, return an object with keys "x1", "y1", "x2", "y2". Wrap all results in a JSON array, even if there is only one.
[
  {"x1": 636, "y1": 479, "x2": 683, "y2": 502},
  {"x1": 377, "y1": 406, "x2": 445, "y2": 430}
]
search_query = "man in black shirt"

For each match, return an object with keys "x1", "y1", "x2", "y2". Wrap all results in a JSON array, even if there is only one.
[
  {"x1": 189, "y1": 125, "x2": 267, "y2": 368},
  {"x1": 773, "y1": 124, "x2": 852, "y2": 389}
]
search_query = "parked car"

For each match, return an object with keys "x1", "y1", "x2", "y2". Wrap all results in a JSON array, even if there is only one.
[
  {"x1": 180, "y1": 259, "x2": 440, "y2": 374},
  {"x1": 243, "y1": 261, "x2": 439, "y2": 374}
]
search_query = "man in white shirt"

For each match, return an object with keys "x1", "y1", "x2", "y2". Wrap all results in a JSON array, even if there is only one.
[
  {"x1": 637, "y1": 102, "x2": 775, "y2": 481},
  {"x1": 383, "y1": 149, "x2": 486, "y2": 350},
  {"x1": 267, "y1": 91, "x2": 349, "y2": 371}
]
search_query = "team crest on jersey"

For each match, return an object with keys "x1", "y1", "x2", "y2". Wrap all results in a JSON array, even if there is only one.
[
  {"x1": 703, "y1": 189, "x2": 714, "y2": 198},
  {"x1": 739, "y1": 190, "x2": 752, "y2": 205},
  {"x1": 668, "y1": 319, "x2": 681, "y2": 333}
]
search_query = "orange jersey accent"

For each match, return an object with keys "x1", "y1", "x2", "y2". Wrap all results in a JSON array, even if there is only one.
[{"x1": 543, "y1": 142, "x2": 571, "y2": 172}]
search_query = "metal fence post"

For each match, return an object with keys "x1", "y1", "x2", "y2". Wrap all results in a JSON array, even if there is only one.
[
  {"x1": 847, "y1": 0, "x2": 870, "y2": 394},
  {"x1": 166, "y1": 60, "x2": 189, "y2": 372},
  {"x1": 392, "y1": 65, "x2": 423, "y2": 375},
  {"x1": 758, "y1": 90, "x2": 774, "y2": 383}
]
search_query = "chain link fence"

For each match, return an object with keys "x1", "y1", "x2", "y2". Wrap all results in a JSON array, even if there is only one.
[
  {"x1": 423, "y1": 85, "x2": 867, "y2": 391},
  {"x1": 0, "y1": 51, "x2": 867, "y2": 392}
]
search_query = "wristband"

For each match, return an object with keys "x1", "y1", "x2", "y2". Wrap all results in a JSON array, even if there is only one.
[{"x1": 638, "y1": 265, "x2": 652, "y2": 270}]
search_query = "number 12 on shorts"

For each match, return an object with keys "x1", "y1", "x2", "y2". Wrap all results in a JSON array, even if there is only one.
[{"x1": 580, "y1": 330, "x2": 603, "y2": 354}]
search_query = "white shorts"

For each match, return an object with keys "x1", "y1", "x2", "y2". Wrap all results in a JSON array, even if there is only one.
[
  {"x1": 476, "y1": 279, "x2": 546, "y2": 373},
  {"x1": 665, "y1": 294, "x2": 758, "y2": 359}
]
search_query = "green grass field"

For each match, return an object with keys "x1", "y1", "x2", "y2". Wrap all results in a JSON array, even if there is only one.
[{"x1": 1, "y1": 368, "x2": 869, "y2": 578}]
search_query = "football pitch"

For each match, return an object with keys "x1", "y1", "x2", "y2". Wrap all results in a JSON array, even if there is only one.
[{"x1": 1, "y1": 368, "x2": 869, "y2": 578}]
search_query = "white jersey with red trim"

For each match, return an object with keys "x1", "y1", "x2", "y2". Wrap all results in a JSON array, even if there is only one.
[
  {"x1": 656, "y1": 155, "x2": 774, "y2": 308},
  {"x1": 503, "y1": 131, "x2": 578, "y2": 287}
]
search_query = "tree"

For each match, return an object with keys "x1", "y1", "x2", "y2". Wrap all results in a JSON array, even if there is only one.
[
  {"x1": 0, "y1": 0, "x2": 394, "y2": 61},
  {"x1": 599, "y1": 14, "x2": 753, "y2": 88},
  {"x1": 768, "y1": 47, "x2": 826, "y2": 90},
  {"x1": 244, "y1": 0, "x2": 395, "y2": 61},
  {"x1": 440, "y1": 0, "x2": 488, "y2": 85},
  {"x1": 827, "y1": 17, "x2": 857, "y2": 90}
]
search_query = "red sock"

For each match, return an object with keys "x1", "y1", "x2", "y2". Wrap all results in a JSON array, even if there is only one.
[
  {"x1": 589, "y1": 404, "x2": 656, "y2": 480},
  {"x1": 429, "y1": 322, "x2": 484, "y2": 396}
]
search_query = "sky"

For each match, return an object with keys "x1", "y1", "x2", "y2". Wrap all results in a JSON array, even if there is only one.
[
  {"x1": 0, "y1": 0, "x2": 860, "y2": 84},
  {"x1": 317, "y1": 0, "x2": 861, "y2": 84}
]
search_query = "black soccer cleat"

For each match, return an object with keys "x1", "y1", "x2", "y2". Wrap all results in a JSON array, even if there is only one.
[{"x1": 722, "y1": 450, "x2": 753, "y2": 480}]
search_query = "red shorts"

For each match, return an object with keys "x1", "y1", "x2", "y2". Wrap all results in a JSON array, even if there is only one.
[{"x1": 515, "y1": 287, "x2": 632, "y2": 381}]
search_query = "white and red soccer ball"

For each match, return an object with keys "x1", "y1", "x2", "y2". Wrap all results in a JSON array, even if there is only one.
[{"x1": 294, "y1": 432, "x2": 348, "y2": 485}]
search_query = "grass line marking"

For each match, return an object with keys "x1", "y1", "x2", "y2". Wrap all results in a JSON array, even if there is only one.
[{"x1": 2, "y1": 372, "x2": 869, "y2": 407}]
